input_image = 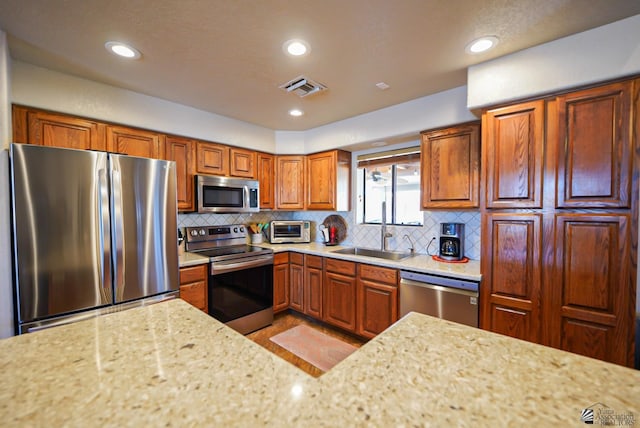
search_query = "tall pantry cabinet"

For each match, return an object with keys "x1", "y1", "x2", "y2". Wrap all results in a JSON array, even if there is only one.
[{"x1": 480, "y1": 78, "x2": 639, "y2": 367}]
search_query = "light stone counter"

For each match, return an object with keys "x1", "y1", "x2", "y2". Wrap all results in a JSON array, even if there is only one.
[
  {"x1": 257, "y1": 242, "x2": 481, "y2": 281},
  {"x1": 178, "y1": 251, "x2": 209, "y2": 268},
  {"x1": 1, "y1": 299, "x2": 638, "y2": 427}
]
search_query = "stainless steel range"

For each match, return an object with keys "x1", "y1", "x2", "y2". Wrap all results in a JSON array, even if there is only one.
[{"x1": 185, "y1": 224, "x2": 274, "y2": 334}]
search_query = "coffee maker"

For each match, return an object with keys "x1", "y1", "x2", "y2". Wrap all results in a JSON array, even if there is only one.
[{"x1": 439, "y1": 223, "x2": 465, "y2": 261}]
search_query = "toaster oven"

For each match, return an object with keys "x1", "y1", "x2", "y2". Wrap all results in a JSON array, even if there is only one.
[{"x1": 269, "y1": 221, "x2": 311, "y2": 244}]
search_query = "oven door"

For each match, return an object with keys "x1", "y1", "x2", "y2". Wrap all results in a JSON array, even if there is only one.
[{"x1": 208, "y1": 255, "x2": 273, "y2": 333}]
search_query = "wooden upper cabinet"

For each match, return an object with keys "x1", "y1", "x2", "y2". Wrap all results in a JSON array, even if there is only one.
[
  {"x1": 25, "y1": 109, "x2": 106, "y2": 151},
  {"x1": 483, "y1": 100, "x2": 545, "y2": 208},
  {"x1": 306, "y1": 150, "x2": 351, "y2": 211},
  {"x1": 107, "y1": 125, "x2": 164, "y2": 159},
  {"x1": 421, "y1": 122, "x2": 480, "y2": 209},
  {"x1": 257, "y1": 153, "x2": 275, "y2": 209},
  {"x1": 230, "y1": 147, "x2": 256, "y2": 178},
  {"x1": 554, "y1": 82, "x2": 632, "y2": 208},
  {"x1": 165, "y1": 136, "x2": 195, "y2": 212},
  {"x1": 196, "y1": 141, "x2": 230, "y2": 176},
  {"x1": 551, "y1": 213, "x2": 631, "y2": 365},
  {"x1": 12, "y1": 105, "x2": 29, "y2": 144},
  {"x1": 481, "y1": 213, "x2": 542, "y2": 344},
  {"x1": 275, "y1": 155, "x2": 306, "y2": 210}
]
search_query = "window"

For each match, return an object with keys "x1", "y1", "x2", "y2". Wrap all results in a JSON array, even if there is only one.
[{"x1": 357, "y1": 148, "x2": 422, "y2": 226}]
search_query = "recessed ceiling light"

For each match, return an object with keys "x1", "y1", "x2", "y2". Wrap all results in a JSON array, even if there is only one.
[
  {"x1": 283, "y1": 39, "x2": 310, "y2": 56},
  {"x1": 466, "y1": 36, "x2": 499, "y2": 54},
  {"x1": 289, "y1": 109, "x2": 304, "y2": 117},
  {"x1": 105, "y1": 41, "x2": 141, "y2": 59},
  {"x1": 375, "y1": 82, "x2": 390, "y2": 90}
]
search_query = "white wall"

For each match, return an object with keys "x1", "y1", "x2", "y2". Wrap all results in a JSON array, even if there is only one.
[
  {"x1": 276, "y1": 86, "x2": 477, "y2": 154},
  {"x1": 0, "y1": 30, "x2": 14, "y2": 338},
  {"x1": 11, "y1": 61, "x2": 277, "y2": 153},
  {"x1": 467, "y1": 14, "x2": 640, "y2": 109}
]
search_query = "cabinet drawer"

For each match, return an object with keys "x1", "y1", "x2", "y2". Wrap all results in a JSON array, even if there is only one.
[
  {"x1": 325, "y1": 258, "x2": 356, "y2": 276},
  {"x1": 304, "y1": 254, "x2": 323, "y2": 269},
  {"x1": 290, "y1": 252, "x2": 304, "y2": 265},
  {"x1": 179, "y1": 264, "x2": 208, "y2": 285},
  {"x1": 180, "y1": 281, "x2": 207, "y2": 311},
  {"x1": 358, "y1": 264, "x2": 397, "y2": 285},
  {"x1": 274, "y1": 252, "x2": 289, "y2": 265}
]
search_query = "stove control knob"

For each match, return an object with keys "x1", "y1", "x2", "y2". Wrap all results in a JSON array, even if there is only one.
[
  {"x1": 198, "y1": 229, "x2": 206, "y2": 236},
  {"x1": 190, "y1": 229, "x2": 198, "y2": 237},
  {"x1": 233, "y1": 227, "x2": 238, "y2": 233}
]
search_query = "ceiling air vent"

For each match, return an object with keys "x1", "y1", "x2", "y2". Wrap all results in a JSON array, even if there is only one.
[{"x1": 279, "y1": 75, "x2": 327, "y2": 98}]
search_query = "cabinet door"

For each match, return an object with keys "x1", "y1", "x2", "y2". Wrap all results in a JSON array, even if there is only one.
[
  {"x1": 306, "y1": 151, "x2": 336, "y2": 210},
  {"x1": 275, "y1": 155, "x2": 306, "y2": 210},
  {"x1": 257, "y1": 153, "x2": 275, "y2": 209},
  {"x1": 230, "y1": 147, "x2": 256, "y2": 178},
  {"x1": 551, "y1": 213, "x2": 631, "y2": 365},
  {"x1": 196, "y1": 141, "x2": 230, "y2": 176},
  {"x1": 27, "y1": 110, "x2": 106, "y2": 151},
  {"x1": 323, "y1": 271, "x2": 357, "y2": 332},
  {"x1": 273, "y1": 262, "x2": 290, "y2": 313},
  {"x1": 481, "y1": 213, "x2": 542, "y2": 343},
  {"x1": 421, "y1": 123, "x2": 480, "y2": 209},
  {"x1": 289, "y1": 262, "x2": 304, "y2": 312},
  {"x1": 357, "y1": 278, "x2": 398, "y2": 339},
  {"x1": 304, "y1": 266, "x2": 323, "y2": 319},
  {"x1": 165, "y1": 136, "x2": 195, "y2": 212},
  {"x1": 555, "y1": 82, "x2": 632, "y2": 208},
  {"x1": 483, "y1": 100, "x2": 544, "y2": 208},
  {"x1": 107, "y1": 125, "x2": 164, "y2": 158},
  {"x1": 179, "y1": 265, "x2": 208, "y2": 313}
]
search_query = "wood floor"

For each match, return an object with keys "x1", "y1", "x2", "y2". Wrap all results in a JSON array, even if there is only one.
[{"x1": 246, "y1": 311, "x2": 367, "y2": 377}]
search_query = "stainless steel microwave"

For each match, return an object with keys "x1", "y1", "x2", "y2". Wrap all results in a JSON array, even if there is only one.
[
  {"x1": 270, "y1": 221, "x2": 311, "y2": 244},
  {"x1": 196, "y1": 175, "x2": 259, "y2": 213}
]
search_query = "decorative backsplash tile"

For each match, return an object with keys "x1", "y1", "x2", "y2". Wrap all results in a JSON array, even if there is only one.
[{"x1": 179, "y1": 209, "x2": 481, "y2": 260}]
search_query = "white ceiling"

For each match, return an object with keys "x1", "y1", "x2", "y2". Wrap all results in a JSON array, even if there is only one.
[{"x1": 1, "y1": 1, "x2": 640, "y2": 131}]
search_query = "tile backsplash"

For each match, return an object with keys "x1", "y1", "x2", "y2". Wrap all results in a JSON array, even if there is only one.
[{"x1": 179, "y1": 209, "x2": 481, "y2": 260}]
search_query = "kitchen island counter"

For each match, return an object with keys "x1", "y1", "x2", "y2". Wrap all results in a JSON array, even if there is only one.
[{"x1": 1, "y1": 299, "x2": 637, "y2": 426}]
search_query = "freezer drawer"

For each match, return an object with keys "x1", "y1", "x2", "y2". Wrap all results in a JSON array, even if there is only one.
[{"x1": 399, "y1": 271, "x2": 479, "y2": 327}]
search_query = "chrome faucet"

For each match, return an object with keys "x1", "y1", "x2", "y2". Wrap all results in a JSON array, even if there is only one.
[
  {"x1": 381, "y1": 201, "x2": 392, "y2": 251},
  {"x1": 403, "y1": 234, "x2": 415, "y2": 254}
]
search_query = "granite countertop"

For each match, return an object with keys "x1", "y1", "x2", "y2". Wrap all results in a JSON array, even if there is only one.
[
  {"x1": 1, "y1": 299, "x2": 638, "y2": 426},
  {"x1": 179, "y1": 242, "x2": 481, "y2": 281}
]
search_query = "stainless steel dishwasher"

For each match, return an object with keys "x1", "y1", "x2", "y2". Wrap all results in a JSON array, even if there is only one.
[{"x1": 399, "y1": 271, "x2": 479, "y2": 327}]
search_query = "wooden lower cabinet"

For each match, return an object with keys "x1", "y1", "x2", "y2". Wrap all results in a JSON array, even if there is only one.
[
  {"x1": 323, "y1": 259, "x2": 357, "y2": 332},
  {"x1": 289, "y1": 253, "x2": 304, "y2": 312},
  {"x1": 273, "y1": 252, "x2": 290, "y2": 313},
  {"x1": 179, "y1": 264, "x2": 208, "y2": 313},
  {"x1": 551, "y1": 213, "x2": 631, "y2": 365},
  {"x1": 356, "y1": 264, "x2": 398, "y2": 339},
  {"x1": 304, "y1": 255, "x2": 323, "y2": 319}
]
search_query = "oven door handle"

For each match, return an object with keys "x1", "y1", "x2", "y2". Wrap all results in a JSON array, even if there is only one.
[{"x1": 211, "y1": 255, "x2": 274, "y2": 275}]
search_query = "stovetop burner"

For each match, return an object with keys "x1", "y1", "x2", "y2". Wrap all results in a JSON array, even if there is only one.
[
  {"x1": 184, "y1": 224, "x2": 273, "y2": 262},
  {"x1": 194, "y1": 245, "x2": 272, "y2": 262}
]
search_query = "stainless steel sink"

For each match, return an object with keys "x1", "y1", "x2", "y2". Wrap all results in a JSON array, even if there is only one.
[{"x1": 331, "y1": 247, "x2": 413, "y2": 261}]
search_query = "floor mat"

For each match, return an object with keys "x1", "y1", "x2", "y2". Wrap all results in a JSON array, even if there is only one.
[{"x1": 269, "y1": 324, "x2": 358, "y2": 372}]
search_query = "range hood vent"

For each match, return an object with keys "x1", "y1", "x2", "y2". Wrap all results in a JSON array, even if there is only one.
[{"x1": 279, "y1": 75, "x2": 327, "y2": 98}]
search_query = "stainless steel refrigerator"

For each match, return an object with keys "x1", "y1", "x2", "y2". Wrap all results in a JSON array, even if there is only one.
[{"x1": 10, "y1": 144, "x2": 179, "y2": 333}]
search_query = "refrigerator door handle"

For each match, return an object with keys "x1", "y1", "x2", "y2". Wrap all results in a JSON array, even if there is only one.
[
  {"x1": 98, "y1": 168, "x2": 112, "y2": 303},
  {"x1": 111, "y1": 168, "x2": 125, "y2": 301}
]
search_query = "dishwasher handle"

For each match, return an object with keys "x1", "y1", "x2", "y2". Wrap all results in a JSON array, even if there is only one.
[{"x1": 400, "y1": 270, "x2": 479, "y2": 293}]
